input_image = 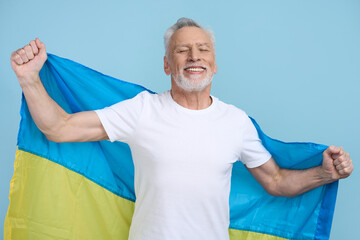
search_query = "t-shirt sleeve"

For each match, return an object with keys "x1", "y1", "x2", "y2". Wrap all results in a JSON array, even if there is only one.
[
  {"x1": 94, "y1": 91, "x2": 147, "y2": 143},
  {"x1": 239, "y1": 116, "x2": 272, "y2": 168}
]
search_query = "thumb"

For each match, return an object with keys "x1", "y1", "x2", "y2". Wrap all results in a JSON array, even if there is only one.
[
  {"x1": 324, "y1": 145, "x2": 340, "y2": 158},
  {"x1": 35, "y1": 38, "x2": 47, "y2": 60}
]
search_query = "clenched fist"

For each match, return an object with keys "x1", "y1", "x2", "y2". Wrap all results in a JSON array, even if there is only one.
[
  {"x1": 10, "y1": 38, "x2": 47, "y2": 81},
  {"x1": 322, "y1": 145, "x2": 353, "y2": 181}
]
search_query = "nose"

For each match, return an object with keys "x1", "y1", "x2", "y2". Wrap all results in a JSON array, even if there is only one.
[{"x1": 188, "y1": 48, "x2": 200, "y2": 62}]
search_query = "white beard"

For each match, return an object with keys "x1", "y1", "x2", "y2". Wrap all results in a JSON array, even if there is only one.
[{"x1": 173, "y1": 66, "x2": 213, "y2": 92}]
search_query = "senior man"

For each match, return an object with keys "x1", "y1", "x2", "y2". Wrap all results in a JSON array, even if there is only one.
[{"x1": 11, "y1": 18, "x2": 353, "y2": 240}]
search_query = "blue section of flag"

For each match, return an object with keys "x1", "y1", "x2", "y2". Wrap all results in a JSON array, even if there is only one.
[
  {"x1": 228, "y1": 118, "x2": 337, "y2": 239},
  {"x1": 18, "y1": 53, "x2": 337, "y2": 239}
]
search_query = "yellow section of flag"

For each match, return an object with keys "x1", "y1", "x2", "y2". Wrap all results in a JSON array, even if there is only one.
[
  {"x1": 229, "y1": 229, "x2": 288, "y2": 240},
  {"x1": 4, "y1": 150, "x2": 134, "y2": 240}
]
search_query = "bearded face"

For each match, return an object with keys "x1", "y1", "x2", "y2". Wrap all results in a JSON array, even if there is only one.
[
  {"x1": 173, "y1": 61, "x2": 213, "y2": 91},
  {"x1": 164, "y1": 26, "x2": 217, "y2": 92}
]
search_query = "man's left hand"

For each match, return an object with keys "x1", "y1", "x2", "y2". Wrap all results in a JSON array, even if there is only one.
[{"x1": 322, "y1": 145, "x2": 353, "y2": 181}]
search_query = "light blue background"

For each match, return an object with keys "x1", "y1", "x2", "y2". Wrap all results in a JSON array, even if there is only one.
[{"x1": 0, "y1": 0, "x2": 359, "y2": 239}]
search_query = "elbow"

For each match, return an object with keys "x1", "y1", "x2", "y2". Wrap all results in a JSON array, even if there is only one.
[
  {"x1": 261, "y1": 173, "x2": 285, "y2": 197},
  {"x1": 263, "y1": 169, "x2": 300, "y2": 198},
  {"x1": 269, "y1": 191, "x2": 298, "y2": 198},
  {"x1": 265, "y1": 185, "x2": 299, "y2": 198},
  {"x1": 263, "y1": 177, "x2": 299, "y2": 198},
  {"x1": 44, "y1": 132, "x2": 65, "y2": 143},
  {"x1": 46, "y1": 136, "x2": 63, "y2": 143},
  {"x1": 264, "y1": 185, "x2": 282, "y2": 197},
  {"x1": 42, "y1": 124, "x2": 68, "y2": 143},
  {"x1": 41, "y1": 115, "x2": 70, "y2": 143}
]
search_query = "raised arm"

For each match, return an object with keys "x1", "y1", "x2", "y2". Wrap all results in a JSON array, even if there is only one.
[
  {"x1": 248, "y1": 146, "x2": 353, "y2": 197},
  {"x1": 11, "y1": 38, "x2": 108, "y2": 142}
]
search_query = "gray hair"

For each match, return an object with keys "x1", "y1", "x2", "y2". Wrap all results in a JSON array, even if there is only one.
[{"x1": 164, "y1": 17, "x2": 215, "y2": 58}]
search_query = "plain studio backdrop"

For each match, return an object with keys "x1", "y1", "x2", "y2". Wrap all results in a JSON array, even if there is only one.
[{"x1": 0, "y1": 0, "x2": 359, "y2": 239}]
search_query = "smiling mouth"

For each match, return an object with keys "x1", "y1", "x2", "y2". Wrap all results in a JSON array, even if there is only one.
[{"x1": 184, "y1": 66, "x2": 206, "y2": 73}]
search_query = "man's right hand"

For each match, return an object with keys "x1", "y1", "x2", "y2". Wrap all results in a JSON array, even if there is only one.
[{"x1": 10, "y1": 38, "x2": 48, "y2": 82}]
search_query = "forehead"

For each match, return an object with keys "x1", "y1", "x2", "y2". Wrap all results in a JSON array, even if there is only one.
[{"x1": 170, "y1": 26, "x2": 213, "y2": 48}]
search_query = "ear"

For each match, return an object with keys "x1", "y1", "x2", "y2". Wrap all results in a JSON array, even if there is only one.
[
  {"x1": 164, "y1": 56, "x2": 171, "y2": 75},
  {"x1": 214, "y1": 61, "x2": 217, "y2": 74}
]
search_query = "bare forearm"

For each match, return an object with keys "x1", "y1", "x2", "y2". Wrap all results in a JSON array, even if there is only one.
[
  {"x1": 248, "y1": 157, "x2": 340, "y2": 198},
  {"x1": 273, "y1": 145, "x2": 354, "y2": 197},
  {"x1": 19, "y1": 74, "x2": 69, "y2": 140},
  {"x1": 273, "y1": 166, "x2": 334, "y2": 197},
  {"x1": 11, "y1": 39, "x2": 108, "y2": 143}
]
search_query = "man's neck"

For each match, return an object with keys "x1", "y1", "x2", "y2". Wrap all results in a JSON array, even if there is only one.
[{"x1": 170, "y1": 82, "x2": 212, "y2": 110}]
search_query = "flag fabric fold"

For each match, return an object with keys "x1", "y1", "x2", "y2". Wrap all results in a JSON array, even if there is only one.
[{"x1": 4, "y1": 54, "x2": 337, "y2": 240}]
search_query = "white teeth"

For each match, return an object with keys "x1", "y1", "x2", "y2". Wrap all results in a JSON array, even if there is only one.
[{"x1": 186, "y1": 68, "x2": 204, "y2": 72}]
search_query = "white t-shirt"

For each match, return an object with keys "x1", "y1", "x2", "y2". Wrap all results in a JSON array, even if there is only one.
[{"x1": 95, "y1": 91, "x2": 271, "y2": 240}]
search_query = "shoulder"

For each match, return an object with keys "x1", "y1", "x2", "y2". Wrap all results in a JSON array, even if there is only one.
[
  {"x1": 136, "y1": 90, "x2": 166, "y2": 101},
  {"x1": 125, "y1": 90, "x2": 170, "y2": 112},
  {"x1": 134, "y1": 90, "x2": 153, "y2": 100},
  {"x1": 102, "y1": 90, "x2": 153, "y2": 112},
  {"x1": 122, "y1": 90, "x2": 156, "y2": 105},
  {"x1": 214, "y1": 97, "x2": 249, "y2": 120}
]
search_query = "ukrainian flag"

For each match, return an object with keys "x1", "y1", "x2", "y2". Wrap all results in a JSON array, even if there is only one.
[{"x1": 4, "y1": 54, "x2": 337, "y2": 240}]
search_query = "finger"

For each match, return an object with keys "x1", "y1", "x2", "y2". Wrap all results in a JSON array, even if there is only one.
[
  {"x1": 335, "y1": 160, "x2": 350, "y2": 171},
  {"x1": 333, "y1": 146, "x2": 343, "y2": 156},
  {"x1": 16, "y1": 48, "x2": 29, "y2": 63},
  {"x1": 333, "y1": 154, "x2": 348, "y2": 166},
  {"x1": 336, "y1": 147, "x2": 345, "y2": 157},
  {"x1": 35, "y1": 38, "x2": 41, "y2": 47},
  {"x1": 35, "y1": 38, "x2": 45, "y2": 51},
  {"x1": 337, "y1": 157, "x2": 353, "y2": 175},
  {"x1": 24, "y1": 45, "x2": 35, "y2": 60},
  {"x1": 324, "y1": 145, "x2": 340, "y2": 156},
  {"x1": 11, "y1": 51, "x2": 24, "y2": 65},
  {"x1": 332, "y1": 152, "x2": 348, "y2": 162},
  {"x1": 29, "y1": 40, "x2": 39, "y2": 55},
  {"x1": 35, "y1": 37, "x2": 47, "y2": 58},
  {"x1": 339, "y1": 165, "x2": 353, "y2": 176},
  {"x1": 336, "y1": 164, "x2": 344, "y2": 171}
]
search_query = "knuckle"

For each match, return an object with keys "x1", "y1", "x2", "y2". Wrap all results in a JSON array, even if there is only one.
[
  {"x1": 13, "y1": 55, "x2": 23, "y2": 64},
  {"x1": 24, "y1": 45, "x2": 31, "y2": 51},
  {"x1": 344, "y1": 166, "x2": 353, "y2": 175},
  {"x1": 15, "y1": 54, "x2": 22, "y2": 62},
  {"x1": 10, "y1": 51, "x2": 17, "y2": 59},
  {"x1": 17, "y1": 49, "x2": 25, "y2": 56}
]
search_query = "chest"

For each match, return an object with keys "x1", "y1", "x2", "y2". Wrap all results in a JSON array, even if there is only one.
[{"x1": 131, "y1": 112, "x2": 243, "y2": 170}]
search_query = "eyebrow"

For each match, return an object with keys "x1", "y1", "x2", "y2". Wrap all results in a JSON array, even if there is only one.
[{"x1": 175, "y1": 43, "x2": 212, "y2": 48}]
